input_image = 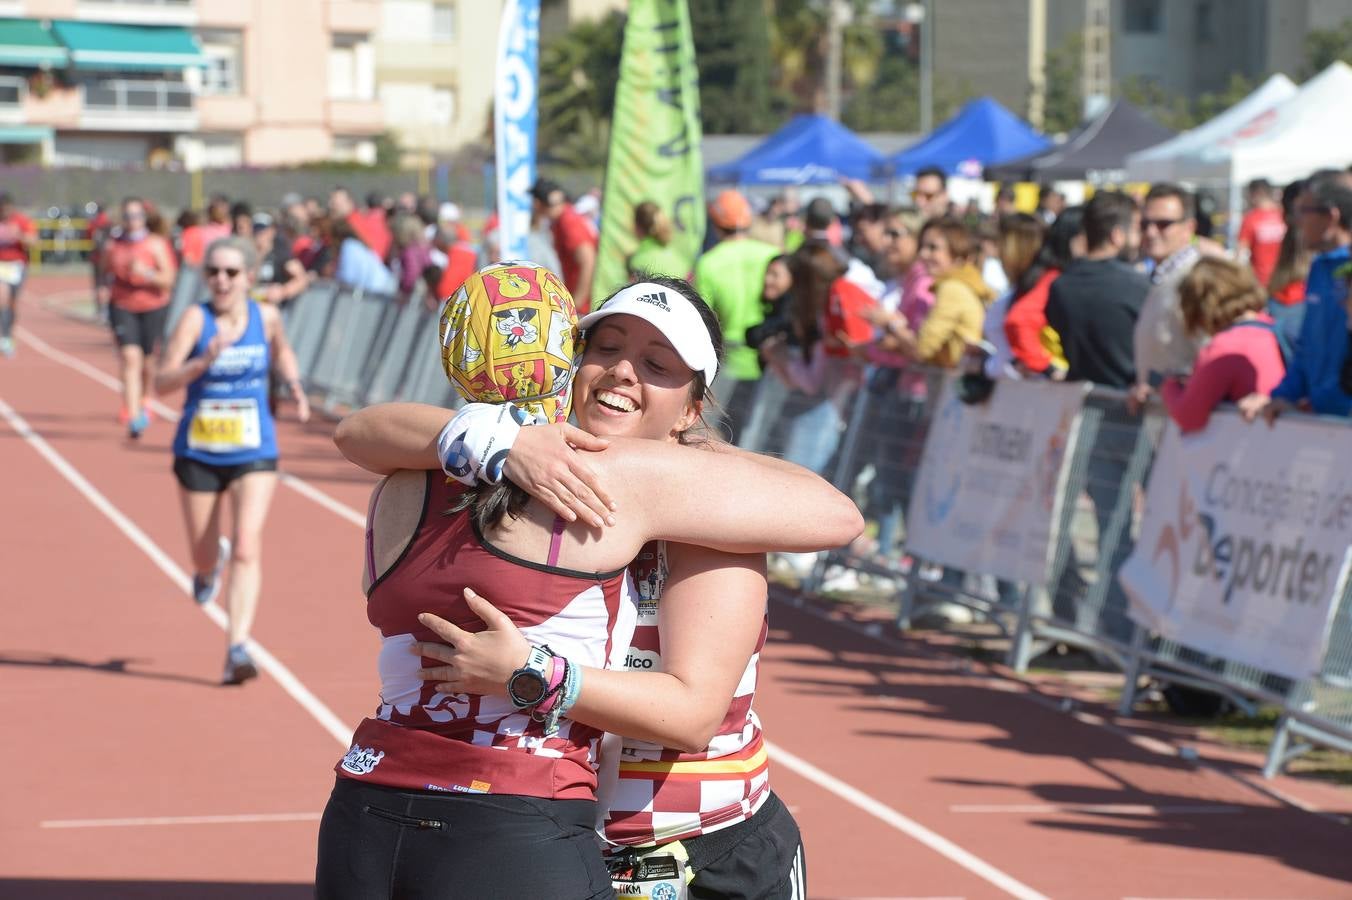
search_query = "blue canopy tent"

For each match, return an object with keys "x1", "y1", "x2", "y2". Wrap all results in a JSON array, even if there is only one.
[
  {"x1": 882, "y1": 97, "x2": 1050, "y2": 177},
  {"x1": 707, "y1": 114, "x2": 885, "y2": 185}
]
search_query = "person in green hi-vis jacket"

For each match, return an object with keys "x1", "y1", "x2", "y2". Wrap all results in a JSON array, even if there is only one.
[{"x1": 694, "y1": 189, "x2": 780, "y2": 443}]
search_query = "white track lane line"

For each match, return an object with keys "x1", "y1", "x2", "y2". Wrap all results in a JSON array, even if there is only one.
[
  {"x1": 766, "y1": 741, "x2": 1049, "y2": 900},
  {"x1": 14, "y1": 325, "x2": 367, "y2": 528},
  {"x1": 0, "y1": 395, "x2": 353, "y2": 749},
  {"x1": 16, "y1": 320, "x2": 1052, "y2": 900},
  {"x1": 42, "y1": 812, "x2": 323, "y2": 829}
]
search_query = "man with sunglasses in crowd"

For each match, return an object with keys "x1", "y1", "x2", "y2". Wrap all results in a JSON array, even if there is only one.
[
  {"x1": 912, "y1": 166, "x2": 949, "y2": 220},
  {"x1": 1129, "y1": 183, "x2": 1207, "y2": 412}
]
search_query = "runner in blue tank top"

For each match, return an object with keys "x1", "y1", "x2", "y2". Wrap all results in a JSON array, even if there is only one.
[{"x1": 155, "y1": 236, "x2": 310, "y2": 684}]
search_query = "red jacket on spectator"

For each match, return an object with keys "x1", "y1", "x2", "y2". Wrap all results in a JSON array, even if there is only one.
[
  {"x1": 1004, "y1": 268, "x2": 1061, "y2": 373},
  {"x1": 436, "y1": 241, "x2": 479, "y2": 302}
]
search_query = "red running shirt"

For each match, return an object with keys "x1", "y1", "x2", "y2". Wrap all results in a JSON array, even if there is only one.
[
  {"x1": 1239, "y1": 207, "x2": 1286, "y2": 289},
  {"x1": 0, "y1": 212, "x2": 35, "y2": 263}
]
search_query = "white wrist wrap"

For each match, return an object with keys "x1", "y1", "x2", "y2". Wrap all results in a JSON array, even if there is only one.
[{"x1": 436, "y1": 402, "x2": 529, "y2": 485}]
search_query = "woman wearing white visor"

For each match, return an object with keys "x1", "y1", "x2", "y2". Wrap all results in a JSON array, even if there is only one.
[{"x1": 337, "y1": 275, "x2": 831, "y2": 898}]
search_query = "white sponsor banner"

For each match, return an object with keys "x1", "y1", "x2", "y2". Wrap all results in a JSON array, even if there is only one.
[
  {"x1": 1118, "y1": 413, "x2": 1352, "y2": 680},
  {"x1": 905, "y1": 377, "x2": 1086, "y2": 584}
]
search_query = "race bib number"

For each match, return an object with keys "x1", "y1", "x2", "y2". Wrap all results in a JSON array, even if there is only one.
[
  {"x1": 188, "y1": 398, "x2": 262, "y2": 453},
  {"x1": 0, "y1": 261, "x2": 24, "y2": 286}
]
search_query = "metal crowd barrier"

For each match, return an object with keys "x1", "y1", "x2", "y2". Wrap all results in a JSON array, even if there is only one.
[
  {"x1": 732, "y1": 364, "x2": 1352, "y2": 777},
  {"x1": 164, "y1": 255, "x2": 1350, "y2": 778}
]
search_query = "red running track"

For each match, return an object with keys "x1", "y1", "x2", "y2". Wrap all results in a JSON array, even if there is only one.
[{"x1": 2, "y1": 276, "x2": 1350, "y2": 899}]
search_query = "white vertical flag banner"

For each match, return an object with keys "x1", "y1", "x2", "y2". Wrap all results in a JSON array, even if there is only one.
[
  {"x1": 494, "y1": 0, "x2": 540, "y2": 261},
  {"x1": 1118, "y1": 414, "x2": 1352, "y2": 680},
  {"x1": 905, "y1": 378, "x2": 1087, "y2": 584}
]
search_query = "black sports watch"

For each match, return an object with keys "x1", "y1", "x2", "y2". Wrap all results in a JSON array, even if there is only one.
[{"x1": 507, "y1": 645, "x2": 554, "y2": 708}]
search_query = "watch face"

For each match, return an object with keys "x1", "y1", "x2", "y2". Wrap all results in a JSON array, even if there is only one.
[{"x1": 509, "y1": 671, "x2": 545, "y2": 705}]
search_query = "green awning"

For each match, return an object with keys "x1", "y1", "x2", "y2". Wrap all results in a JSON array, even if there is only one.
[
  {"x1": 51, "y1": 20, "x2": 206, "y2": 71},
  {"x1": 0, "y1": 125, "x2": 52, "y2": 144},
  {"x1": 0, "y1": 19, "x2": 68, "y2": 68}
]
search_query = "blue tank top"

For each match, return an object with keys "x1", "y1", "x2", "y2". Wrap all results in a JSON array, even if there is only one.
[{"x1": 172, "y1": 300, "x2": 278, "y2": 465}]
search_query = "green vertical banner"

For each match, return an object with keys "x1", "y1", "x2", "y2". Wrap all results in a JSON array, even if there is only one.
[{"x1": 592, "y1": 0, "x2": 705, "y2": 300}]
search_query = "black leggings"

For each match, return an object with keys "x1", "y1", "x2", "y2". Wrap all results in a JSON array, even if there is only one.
[{"x1": 315, "y1": 779, "x2": 612, "y2": 900}]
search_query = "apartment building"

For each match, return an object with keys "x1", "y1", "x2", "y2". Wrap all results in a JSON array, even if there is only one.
[
  {"x1": 373, "y1": 0, "x2": 501, "y2": 167},
  {"x1": 373, "y1": 0, "x2": 624, "y2": 164},
  {"x1": 914, "y1": 0, "x2": 1352, "y2": 128},
  {"x1": 0, "y1": 0, "x2": 384, "y2": 168}
]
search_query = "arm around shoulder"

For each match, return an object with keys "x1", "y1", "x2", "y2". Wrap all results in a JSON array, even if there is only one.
[{"x1": 598, "y1": 437, "x2": 863, "y2": 553}]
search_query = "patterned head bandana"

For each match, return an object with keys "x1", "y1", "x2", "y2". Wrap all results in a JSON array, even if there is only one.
[{"x1": 439, "y1": 261, "x2": 579, "y2": 424}]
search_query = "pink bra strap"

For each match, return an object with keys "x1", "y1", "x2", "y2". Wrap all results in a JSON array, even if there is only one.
[
  {"x1": 547, "y1": 515, "x2": 567, "y2": 567},
  {"x1": 365, "y1": 478, "x2": 390, "y2": 586}
]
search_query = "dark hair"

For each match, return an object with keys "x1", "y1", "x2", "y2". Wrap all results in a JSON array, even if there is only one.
[
  {"x1": 1012, "y1": 206, "x2": 1082, "y2": 304},
  {"x1": 229, "y1": 201, "x2": 253, "y2": 221},
  {"x1": 805, "y1": 197, "x2": 835, "y2": 231},
  {"x1": 365, "y1": 191, "x2": 384, "y2": 210},
  {"x1": 1309, "y1": 180, "x2": 1352, "y2": 229},
  {"x1": 852, "y1": 202, "x2": 889, "y2": 225},
  {"x1": 1082, "y1": 191, "x2": 1137, "y2": 251},
  {"x1": 1144, "y1": 182, "x2": 1196, "y2": 220},
  {"x1": 1281, "y1": 178, "x2": 1307, "y2": 217},
  {"x1": 1038, "y1": 184, "x2": 1062, "y2": 203},
  {"x1": 787, "y1": 240, "x2": 845, "y2": 360},
  {"x1": 918, "y1": 216, "x2": 976, "y2": 263},
  {"x1": 915, "y1": 166, "x2": 946, "y2": 188},
  {"x1": 1248, "y1": 178, "x2": 1274, "y2": 197}
]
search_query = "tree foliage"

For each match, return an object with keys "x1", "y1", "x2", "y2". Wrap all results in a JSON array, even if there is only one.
[
  {"x1": 1303, "y1": 19, "x2": 1352, "y2": 76},
  {"x1": 689, "y1": 0, "x2": 776, "y2": 134},
  {"x1": 537, "y1": 11, "x2": 625, "y2": 175},
  {"x1": 1040, "y1": 34, "x2": 1083, "y2": 135}
]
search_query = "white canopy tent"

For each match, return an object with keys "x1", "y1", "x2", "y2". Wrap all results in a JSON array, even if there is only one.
[
  {"x1": 1171, "y1": 62, "x2": 1352, "y2": 188},
  {"x1": 1124, "y1": 73, "x2": 1297, "y2": 184}
]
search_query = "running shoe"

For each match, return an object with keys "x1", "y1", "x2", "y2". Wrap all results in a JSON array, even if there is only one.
[
  {"x1": 191, "y1": 536, "x2": 231, "y2": 605},
  {"x1": 128, "y1": 411, "x2": 149, "y2": 439},
  {"x1": 0, "y1": 336, "x2": 13, "y2": 358},
  {"x1": 222, "y1": 644, "x2": 259, "y2": 685}
]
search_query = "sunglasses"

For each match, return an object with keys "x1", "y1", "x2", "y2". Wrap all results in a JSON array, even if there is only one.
[
  {"x1": 1142, "y1": 218, "x2": 1184, "y2": 232},
  {"x1": 912, "y1": 190, "x2": 941, "y2": 202},
  {"x1": 205, "y1": 266, "x2": 242, "y2": 278},
  {"x1": 1297, "y1": 204, "x2": 1330, "y2": 216}
]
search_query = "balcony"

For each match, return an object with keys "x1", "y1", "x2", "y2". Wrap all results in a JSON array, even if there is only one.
[
  {"x1": 76, "y1": 0, "x2": 197, "y2": 26},
  {"x1": 79, "y1": 78, "x2": 197, "y2": 131}
]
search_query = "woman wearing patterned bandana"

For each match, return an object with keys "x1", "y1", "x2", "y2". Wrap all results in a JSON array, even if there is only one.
[{"x1": 319, "y1": 265, "x2": 859, "y2": 899}]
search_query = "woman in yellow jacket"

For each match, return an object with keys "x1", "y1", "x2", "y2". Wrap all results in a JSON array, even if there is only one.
[{"x1": 912, "y1": 217, "x2": 995, "y2": 367}]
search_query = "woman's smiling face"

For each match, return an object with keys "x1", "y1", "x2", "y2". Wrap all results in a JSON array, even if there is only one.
[{"x1": 574, "y1": 313, "x2": 700, "y2": 443}]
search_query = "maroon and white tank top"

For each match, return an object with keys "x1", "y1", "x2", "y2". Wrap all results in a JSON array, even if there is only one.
[
  {"x1": 604, "y1": 541, "x2": 770, "y2": 845},
  {"x1": 337, "y1": 471, "x2": 637, "y2": 800}
]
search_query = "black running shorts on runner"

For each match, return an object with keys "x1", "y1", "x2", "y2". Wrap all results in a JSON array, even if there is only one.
[
  {"x1": 173, "y1": 456, "x2": 277, "y2": 493},
  {"x1": 684, "y1": 792, "x2": 807, "y2": 899},
  {"x1": 110, "y1": 304, "x2": 169, "y2": 355},
  {"x1": 315, "y1": 778, "x2": 613, "y2": 900}
]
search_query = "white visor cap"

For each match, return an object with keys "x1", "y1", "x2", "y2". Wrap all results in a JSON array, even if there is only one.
[{"x1": 578, "y1": 282, "x2": 719, "y2": 384}]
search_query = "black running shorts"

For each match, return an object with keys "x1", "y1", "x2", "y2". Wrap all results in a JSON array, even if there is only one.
[
  {"x1": 173, "y1": 456, "x2": 277, "y2": 493},
  {"x1": 110, "y1": 304, "x2": 170, "y2": 355}
]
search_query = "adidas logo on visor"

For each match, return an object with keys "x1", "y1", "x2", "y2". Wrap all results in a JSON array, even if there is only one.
[{"x1": 634, "y1": 291, "x2": 671, "y2": 311}]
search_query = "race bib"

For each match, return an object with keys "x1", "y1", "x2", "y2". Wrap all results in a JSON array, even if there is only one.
[
  {"x1": 188, "y1": 398, "x2": 262, "y2": 453},
  {"x1": 0, "y1": 261, "x2": 24, "y2": 286}
]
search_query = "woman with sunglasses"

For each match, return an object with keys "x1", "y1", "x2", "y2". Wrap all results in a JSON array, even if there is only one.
[{"x1": 156, "y1": 236, "x2": 310, "y2": 684}]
